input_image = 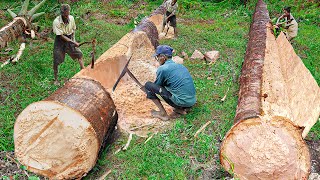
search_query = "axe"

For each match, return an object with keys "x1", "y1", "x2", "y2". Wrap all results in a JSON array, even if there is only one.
[
  {"x1": 77, "y1": 39, "x2": 96, "y2": 69},
  {"x1": 164, "y1": 21, "x2": 170, "y2": 36},
  {"x1": 112, "y1": 56, "x2": 146, "y2": 92},
  {"x1": 163, "y1": 19, "x2": 170, "y2": 37}
]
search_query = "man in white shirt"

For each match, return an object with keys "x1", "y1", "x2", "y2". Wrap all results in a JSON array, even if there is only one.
[
  {"x1": 52, "y1": 4, "x2": 84, "y2": 85},
  {"x1": 275, "y1": 6, "x2": 298, "y2": 41},
  {"x1": 162, "y1": 0, "x2": 178, "y2": 38}
]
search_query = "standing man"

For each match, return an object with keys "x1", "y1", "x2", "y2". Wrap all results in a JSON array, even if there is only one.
[
  {"x1": 145, "y1": 45, "x2": 196, "y2": 121},
  {"x1": 52, "y1": 4, "x2": 84, "y2": 85},
  {"x1": 162, "y1": 0, "x2": 178, "y2": 38},
  {"x1": 275, "y1": 6, "x2": 298, "y2": 41}
]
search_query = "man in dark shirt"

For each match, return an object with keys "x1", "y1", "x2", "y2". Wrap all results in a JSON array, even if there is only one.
[{"x1": 145, "y1": 45, "x2": 196, "y2": 121}]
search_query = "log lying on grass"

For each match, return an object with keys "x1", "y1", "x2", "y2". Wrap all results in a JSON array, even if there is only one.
[
  {"x1": 0, "y1": 17, "x2": 28, "y2": 48},
  {"x1": 220, "y1": 0, "x2": 320, "y2": 179},
  {"x1": 0, "y1": 0, "x2": 47, "y2": 48},
  {"x1": 15, "y1": 78, "x2": 118, "y2": 179},
  {"x1": 14, "y1": 5, "x2": 167, "y2": 179}
]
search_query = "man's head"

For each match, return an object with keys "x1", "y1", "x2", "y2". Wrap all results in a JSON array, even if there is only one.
[
  {"x1": 283, "y1": 6, "x2": 291, "y2": 15},
  {"x1": 153, "y1": 45, "x2": 173, "y2": 65},
  {"x1": 172, "y1": 0, "x2": 177, "y2": 5},
  {"x1": 60, "y1": 4, "x2": 70, "y2": 23}
]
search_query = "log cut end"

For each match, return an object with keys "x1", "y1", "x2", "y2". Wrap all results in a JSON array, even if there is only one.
[
  {"x1": 220, "y1": 116, "x2": 310, "y2": 179},
  {"x1": 14, "y1": 101, "x2": 99, "y2": 179}
]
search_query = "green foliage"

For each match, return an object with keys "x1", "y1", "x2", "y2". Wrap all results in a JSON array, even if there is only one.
[
  {"x1": 28, "y1": 176, "x2": 40, "y2": 180},
  {"x1": 109, "y1": 0, "x2": 134, "y2": 7},
  {"x1": 20, "y1": 165, "x2": 27, "y2": 170},
  {"x1": 309, "y1": 119, "x2": 320, "y2": 140},
  {"x1": 2, "y1": 176, "x2": 10, "y2": 180},
  {"x1": 108, "y1": 9, "x2": 127, "y2": 17}
]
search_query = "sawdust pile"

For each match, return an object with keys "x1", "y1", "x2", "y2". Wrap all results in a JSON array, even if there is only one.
[
  {"x1": 159, "y1": 26, "x2": 175, "y2": 40},
  {"x1": 109, "y1": 57, "x2": 174, "y2": 137}
]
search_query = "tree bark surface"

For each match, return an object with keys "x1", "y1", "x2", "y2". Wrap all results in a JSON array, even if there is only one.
[
  {"x1": 0, "y1": 17, "x2": 28, "y2": 48},
  {"x1": 14, "y1": 78, "x2": 117, "y2": 179},
  {"x1": 233, "y1": 0, "x2": 269, "y2": 123},
  {"x1": 220, "y1": 0, "x2": 318, "y2": 179}
]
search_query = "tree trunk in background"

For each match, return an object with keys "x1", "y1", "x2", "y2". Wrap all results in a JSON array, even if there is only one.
[
  {"x1": 0, "y1": 17, "x2": 28, "y2": 48},
  {"x1": 220, "y1": 0, "x2": 319, "y2": 179},
  {"x1": 0, "y1": 0, "x2": 47, "y2": 49},
  {"x1": 14, "y1": 78, "x2": 118, "y2": 179}
]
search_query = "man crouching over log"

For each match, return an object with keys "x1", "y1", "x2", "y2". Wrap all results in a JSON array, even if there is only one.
[
  {"x1": 145, "y1": 45, "x2": 196, "y2": 121},
  {"x1": 52, "y1": 4, "x2": 84, "y2": 85}
]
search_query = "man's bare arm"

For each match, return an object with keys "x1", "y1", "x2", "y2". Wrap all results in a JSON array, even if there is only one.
[
  {"x1": 276, "y1": 14, "x2": 285, "y2": 25},
  {"x1": 60, "y1": 33, "x2": 79, "y2": 47}
]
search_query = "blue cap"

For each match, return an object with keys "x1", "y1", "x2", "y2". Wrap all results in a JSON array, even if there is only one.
[{"x1": 153, "y1": 45, "x2": 173, "y2": 57}]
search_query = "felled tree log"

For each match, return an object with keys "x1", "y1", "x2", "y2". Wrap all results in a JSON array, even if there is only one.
[
  {"x1": 14, "y1": 4, "x2": 166, "y2": 179},
  {"x1": 220, "y1": 0, "x2": 320, "y2": 179},
  {"x1": 0, "y1": 17, "x2": 28, "y2": 48},
  {"x1": 75, "y1": 4, "x2": 165, "y2": 87},
  {"x1": 14, "y1": 78, "x2": 118, "y2": 179},
  {"x1": 0, "y1": 0, "x2": 46, "y2": 48}
]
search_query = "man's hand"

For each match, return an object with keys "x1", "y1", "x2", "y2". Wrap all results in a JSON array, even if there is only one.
[{"x1": 73, "y1": 41, "x2": 80, "y2": 47}]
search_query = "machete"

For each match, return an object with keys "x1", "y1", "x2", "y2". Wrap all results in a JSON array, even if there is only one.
[{"x1": 78, "y1": 39, "x2": 96, "y2": 69}]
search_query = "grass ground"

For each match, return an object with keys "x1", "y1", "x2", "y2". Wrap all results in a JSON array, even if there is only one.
[{"x1": 0, "y1": 0, "x2": 319, "y2": 179}]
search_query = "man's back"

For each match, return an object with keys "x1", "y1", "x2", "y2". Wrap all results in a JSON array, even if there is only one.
[{"x1": 155, "y1": 60, "x2": 196, "y2": 107}]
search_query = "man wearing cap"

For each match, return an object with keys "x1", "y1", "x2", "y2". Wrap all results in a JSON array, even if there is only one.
[
  {"x1": 162, "y1": 0, "x2": 178, "y2": 38},
  {"x1": 52, "y1": 4, "x2": 84, "y2": 85},
  {"x1": 145, "y1": 45, "x2": 196, "y2": 121}
]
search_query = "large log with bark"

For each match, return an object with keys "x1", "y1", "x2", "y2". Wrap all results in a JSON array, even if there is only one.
[
  {"x1": 220, "y1": 0, "x2": 320, "y2": 179},
  {"x1": 0, "y1": 17, "x2": 28, "y2": 48},
  {"x1": 14, "y1": 4, "x2": 166, "y2": 179},
  {"x1": 0, "y1": 0, "x2": 46, "y2": 48},
  {"x1": 14, "y1": 78, "x2": 118, "y2": 179}
]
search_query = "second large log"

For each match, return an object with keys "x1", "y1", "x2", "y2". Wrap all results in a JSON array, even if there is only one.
[{"x1": 220, "y1": 0, "x2": 320, "y2": 179}]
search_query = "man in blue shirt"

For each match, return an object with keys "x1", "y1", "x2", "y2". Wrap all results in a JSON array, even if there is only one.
[{"x1": 145, "y1": 45, "x2": 196, "y2": 121}]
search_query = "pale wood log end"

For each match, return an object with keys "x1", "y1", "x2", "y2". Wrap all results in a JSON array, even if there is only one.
[{"x1": 220, "y1": 116, "x2": 310, "y2": 179}]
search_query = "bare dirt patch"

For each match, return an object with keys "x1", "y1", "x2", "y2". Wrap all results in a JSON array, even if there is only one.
[
  {"x1": 306, "y1": 140, "x2": 320, "y2": 174},
  {"x1": 0, "y1": 151, "x2": 45, "y2": 179}
]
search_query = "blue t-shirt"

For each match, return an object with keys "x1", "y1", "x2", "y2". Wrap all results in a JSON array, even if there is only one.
[{"x1": 155, "y1": 59, "x2": 196, "y2": 107}]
